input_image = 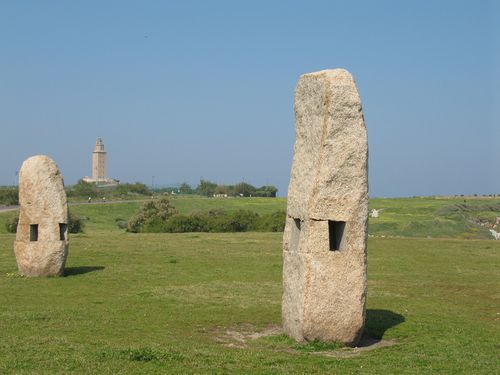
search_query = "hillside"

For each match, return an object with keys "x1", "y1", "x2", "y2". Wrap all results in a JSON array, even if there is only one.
[{"x1": 2, "y1": 196, "x2": 499, "y2": 240}]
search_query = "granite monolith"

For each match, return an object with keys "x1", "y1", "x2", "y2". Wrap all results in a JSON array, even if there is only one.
[
  {"x1": 14, "y1": 155, "x2": 69, "y2": 276},
  {"x1": 282, "y1": 69, "x2": 368, "y2": 346}
]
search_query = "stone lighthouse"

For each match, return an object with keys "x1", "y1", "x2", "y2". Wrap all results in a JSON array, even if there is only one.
[
  {"x1": 92, "y1": 138, "x2": 106, "y2": 181},
  {"x1": 83, "y1": 138, "x2": 118, "y2": 185}
]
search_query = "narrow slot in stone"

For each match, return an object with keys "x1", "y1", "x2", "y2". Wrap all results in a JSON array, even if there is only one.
[
  {"x1": 290, "y1": 218, "x2": 301, "y2": 252},
  {"x1": 59, "y1": 223, "x2": 67, "y2": 241},
  {"x1": 30, "y1": 224, "x2": 38, "y2": 241},
  {"x1": 329, "y1": 220, "x2": 346, "y2": 251}
]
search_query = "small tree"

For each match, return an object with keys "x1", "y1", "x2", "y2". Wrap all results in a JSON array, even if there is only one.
[
  {"x1": 67, "y1": 180, "x2": 99, "y2": 198},
  {"x1": 214, "y1": 184, "x2": 228, "y2": 195},
  {"x1": 234, "y1": 182, "x2": 256, "y2": 197},
  {"x1": 196, "y1": 180, "x2": 218, "y2": 197},
  {"x1": 179, "y1": 182, "x2": 193, "y2": 194},
  {"x1": 127, "y1": 197, "x2": 177, "y2": 233},
  {"x1": 255, "y1": 185, "x2": 278, "y2": 197}
]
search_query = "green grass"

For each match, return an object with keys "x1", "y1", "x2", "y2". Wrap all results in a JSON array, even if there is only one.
[
  {"x1": 2, "y1": 196, "x2": 499, "y2": 239},
  {"x1": 369, "y1": 196, "x2": 500, "y2": 239},
  {"x1": 0, "y1": 223, "x2": 498, "y2": 373},
  {"x1": 0, "y1": 196, "x2": 287, "y2": 234},
  {"x1": 0, "y1": 196, "x2": 498, "y2": 372}
]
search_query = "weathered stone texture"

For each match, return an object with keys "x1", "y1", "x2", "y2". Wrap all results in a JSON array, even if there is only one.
[
  {"x1": 282, "y1": 69, "x2": 368, "y2": 346},
  {"x1": 14, "y1": 155, "x2": 69, "y2": 276}
]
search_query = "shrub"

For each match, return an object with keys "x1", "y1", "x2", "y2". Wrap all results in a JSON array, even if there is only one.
[
  {"x1": 164, "y1": 209, "x2": 282, "y2": 233},
  {"x1": 127, "y1": 198, "x2": 177, "y2": 233},
  {"x1": 258, "y1": 210, "x2": 286, "y2": 232},
  {"x1": 254, "y1": 185, "x2": 278, "y2": 198},
  {"x1": 195, "y1": 179, "x2": 218, "y2": 197},
  {"x1": 222, "y1": 210, "x2": 259, "y2": 232},
  {"x1": 164, "y1": 214, "x2": 208, "y2": 233},
  {"x1": 66, "y1": 180, "x2": 98, "y2": 198},
  {"x1": 234, "y1": 182, "x2": 256, "y2": 197},
  {"x1": 126, "y1": 202, "x2": 286, "y2": 234},
  {"x1": 0, "y1": 187, "x2": 19, "y2": 206},
  {"x1": 115, "y1": 217, "x2": 128, "y2": 230},
  {"x1": 66, "y1": 181, "x2": 152, "y2": 199},
  {"x1": 116, "y1": 183, "x2": 151, "y2": 196},
  {"x1": 5, "y1": 216, "x2": 18, "y2": 233},
  {"x1": 68, "y1": 211, "x2": 85, "y2": 233},
  {"x1": 179, "y1": 182, "x2": 193, "y2": 195}
]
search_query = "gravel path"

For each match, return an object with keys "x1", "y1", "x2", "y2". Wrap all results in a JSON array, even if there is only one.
[{"x1": 0, "y1": 199, "x2": 148, "y2": 213}]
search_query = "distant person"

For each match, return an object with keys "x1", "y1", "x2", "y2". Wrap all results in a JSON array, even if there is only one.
[{"x1": 88, "y1": 197, "x2": 92, "y2": 203}]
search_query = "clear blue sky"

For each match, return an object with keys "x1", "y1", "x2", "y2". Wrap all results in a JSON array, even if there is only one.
[{"x1": 0, "y1": 1, "x2": 498, "y2": 197}]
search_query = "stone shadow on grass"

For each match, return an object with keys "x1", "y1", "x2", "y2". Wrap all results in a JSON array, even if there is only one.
[
  {"x1": 64, "y1": 266, "x2": 105, "y2": 276},
  {"x1": 363, "y1": 309, "x2": 405, "y2": 342}
]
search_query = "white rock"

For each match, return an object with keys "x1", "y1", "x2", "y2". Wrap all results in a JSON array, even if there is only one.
[{"x1": 489, "y1": 229, "x2": 500, "y2": 240}]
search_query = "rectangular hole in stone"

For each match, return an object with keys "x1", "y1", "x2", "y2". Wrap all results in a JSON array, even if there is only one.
[
  {"x1": 59, "y1": 223, "x2": 67, "y2": 241},
  {"x1": 290, "y1": 218, "x2": 301, "y2": 252},
  {"x1": 294, "y1": 218, "x2": 301, "y2": 231},
  {"x1": 30, "y1": 224, "x2": 38, "y2": 241},
  {"x1": 329, "y1": 220, "x2": 346, "y2": 251}
]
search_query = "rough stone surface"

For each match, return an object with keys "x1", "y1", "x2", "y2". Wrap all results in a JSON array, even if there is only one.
[
  {"x1": 282, "y1": 69, "x2": 368, "y2": 346},
  {"x1": 14, "y1": 155, "x2": 69, "y2": 276}
]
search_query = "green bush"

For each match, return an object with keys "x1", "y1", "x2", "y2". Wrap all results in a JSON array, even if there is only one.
[
  {"x1": 115, "y1": 183, "x2": 151, "y2": 196},
  {"x1": 215, "y1": 209, "x2": 259, "y2": 232},
  {"x1": 68, "y1": 211, "x2": 85, "y2": 233},
  {"x1": 66, "y1": 180, "x2": 99, "y2": 198},
  {"x1": 125, "y1": 197, "x2": 286, "y2": 233},
  {"x1": 258, "y1": 210, "x2": 286, "y2": 232},
  {"x1": 66, "y1": 181, "x2": 152, "y2": 199},
  {"x1": 5, "y1": 216, "x2": 18, "y2": 233},
  {"x1": 127, "y1": 198, "x2": 177, "y2": 233},
  {"x1": 115, "y1": 217, "x2": 128, "y2": 230},
  {"x1": 195, "y1": 179, "x2": 218, "y2": 197},
  {"x1": 0, "y1": 187, "x2": 19, "y2": 206},
  {"x1": 254, "y1": 185, "x2": 278, "y2": 198},
  {"x1": 164, "y1": 214, "x2": 208, "y2": 233},
  {"x1": 193, "y1": 180, "x2": 278, "y2": 198}
]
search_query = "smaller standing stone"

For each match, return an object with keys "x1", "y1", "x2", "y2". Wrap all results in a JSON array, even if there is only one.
[{"x1": 14, "y1": 155, "x2": 69, "y2": 276}]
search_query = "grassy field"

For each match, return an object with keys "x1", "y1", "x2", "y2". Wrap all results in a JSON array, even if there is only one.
[
  {"x1": 368, "y1": 197, "x2": 500, "y2": 239},
  {"x1": 2, "y1": 195, "x2": 499, "y2": 239},
  {"x1": 0, "y1": 197, "x2": 499, "y2": 373},
  {"x1": 0, "y1": 196, "x2": 288, "y2": 234}
]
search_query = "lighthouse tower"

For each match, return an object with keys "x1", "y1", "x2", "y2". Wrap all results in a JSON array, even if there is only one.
[
  {"x1": 92, "y1": 138, "x2": 106, "y2": 181},
  {"x1": 83, "y1": 138, "x2": 118, "y2": 185}
]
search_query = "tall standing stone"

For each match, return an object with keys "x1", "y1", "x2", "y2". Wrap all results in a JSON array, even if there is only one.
[
  {"x1": 14, "y1": 155, "x2": 69, "y2": 276},
  {"x1": 282, "y1": 69, "x2": 368, "y2": 346}
]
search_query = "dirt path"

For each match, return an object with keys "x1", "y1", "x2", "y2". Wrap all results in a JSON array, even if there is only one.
[
  {"x1": 0, "y1": 205, "x2": 18, "y2": 213},
  {"x1": 0, "y1": 199, "x2": 148, "y2": 213}
]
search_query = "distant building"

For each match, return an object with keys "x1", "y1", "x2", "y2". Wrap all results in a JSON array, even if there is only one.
[{"x1": 83, "y1": 138, "x2": 119, "y2": 185}]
